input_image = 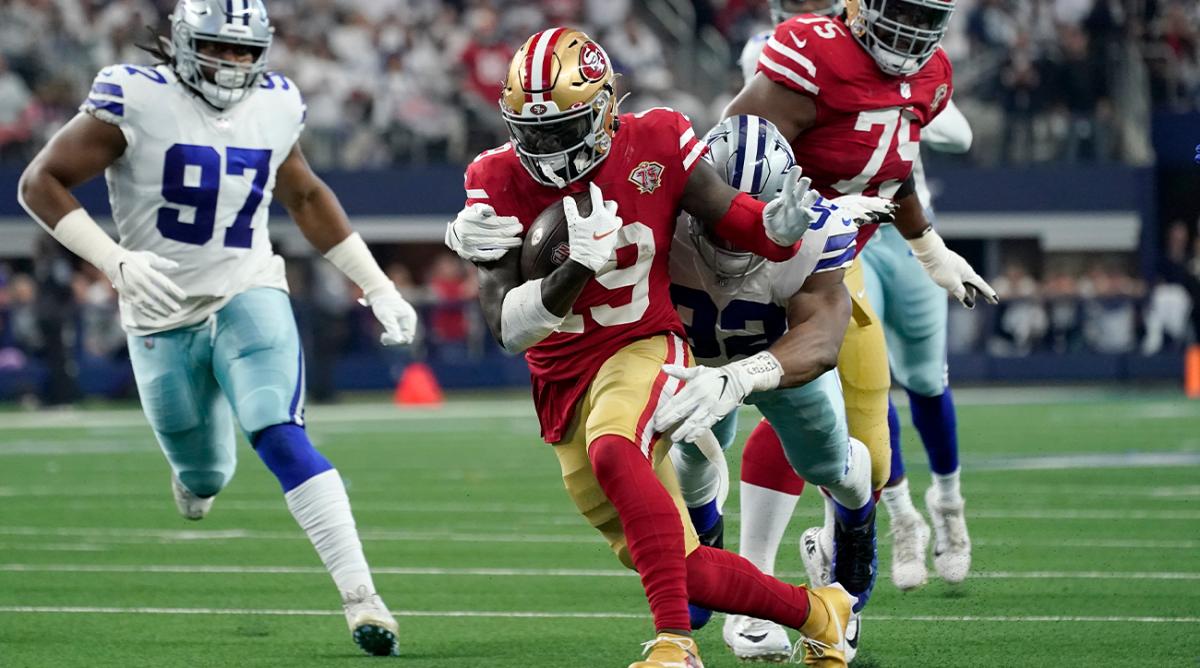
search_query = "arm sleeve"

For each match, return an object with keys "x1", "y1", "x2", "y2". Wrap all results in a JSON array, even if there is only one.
[{"x1": 922, "y1": 98, "x2": 972, "y2": 154}]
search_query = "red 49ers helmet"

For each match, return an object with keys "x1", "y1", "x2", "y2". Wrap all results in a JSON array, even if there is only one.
[{"x1": 500, "y1": 28, "x2": 619, "y2": 188}]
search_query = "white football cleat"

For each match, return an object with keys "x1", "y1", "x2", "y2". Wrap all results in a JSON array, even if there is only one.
[
  {"x1": 343, "y1": 586, "x2": 400, "y2": 656},
  {"x1": 888, "y1": 511, "x2": 930, "y2": 591},
  {"x1": 925, "y1": 486, "x2": 971, "y2": 584},
  {"x1": 171, "y1": 474, "x2": 213, "y2": 521},
  {"x1": 723, "y1": 614, "x2": 792, "y2": 662},
  {"x1": 800, "y1": 526, "x2": 833, "y2": 588},
  {"x1": 844, "y1": 612, "x2": 861, "y2": 664}
]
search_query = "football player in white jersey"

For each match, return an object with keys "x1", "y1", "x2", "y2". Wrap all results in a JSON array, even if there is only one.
[
  {"x1": 648, "y1": 115, "x2": 890, "y2": 662},
  {"x1": 17, "y1": 0, "x2": 415, "y2": 656}
]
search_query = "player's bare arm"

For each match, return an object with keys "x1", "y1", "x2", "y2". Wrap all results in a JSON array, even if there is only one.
[
  {"x1": 19, "y1": 112, "x2": 185, "y2": 319},
  {"x1": 273, "y1": 142, "x2": 418, "y2": 346},
  {"x1": 723, "y1": 74, "x2": 816, "y2": 140},
  {"x1": 18, "y1": 113, "x2": 126, "y2": 227},
  {"x1": 476, "y1": 249, "x2": 592, "y2": 344},
  {"x1": 476, "y1": 183, "x2": 621, "y2": 353},
  {"x1": 274, "y1": 143, "x2": 355, "y2": 253},
  {"x1": 769, "y1": 269, "x2": 852, "y2": 387},
  {"x1": 681, "y1": 153, "x2": 820, "y2": 261}
]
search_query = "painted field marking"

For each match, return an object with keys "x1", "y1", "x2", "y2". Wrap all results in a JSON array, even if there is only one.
[
  {"x1": 0, "y1": 606, "x2": 1196, "y2": 625},
  {"x1": 1, "y1": 563, "x2": 1197, "y2": 581}
]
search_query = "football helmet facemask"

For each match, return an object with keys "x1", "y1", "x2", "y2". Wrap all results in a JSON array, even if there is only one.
[
  {"x1": 848, "y1": 0, "x2": 955, "y2": 76},
  {"x1": 501, "y1": 28, "x2": 619, "y2": 188},
  {"x1": 171, "y1": 0, "x2": 273, "y2": 110}
]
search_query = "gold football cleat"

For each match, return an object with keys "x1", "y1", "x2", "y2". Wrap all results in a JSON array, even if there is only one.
[
  {"x1": 629, "y1": 633, "x2": 704, "y2": 668},
  {"x1": 795, "y1": 583, "x2": 856, "y2": 667}
]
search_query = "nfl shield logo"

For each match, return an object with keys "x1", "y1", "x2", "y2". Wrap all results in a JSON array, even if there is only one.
[
  {"x1": 143, "y1": 338, "x2": 155, "y2": 350},
  {"x1": 628, "y1": 161, "x2": 665, "y2": 195},
  {"x1": 900, "y1": 82, "x2": 912, "y2": 100}
]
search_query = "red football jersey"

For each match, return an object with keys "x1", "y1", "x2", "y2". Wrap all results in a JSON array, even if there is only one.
[
  {"x1": 757, "y1": 14, "x2": 953, "y2": 250},
  {"x1": 464, "y1": 108, "x2": 706, "y2": 442}
]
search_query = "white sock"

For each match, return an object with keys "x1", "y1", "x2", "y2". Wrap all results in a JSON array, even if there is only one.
[
  {"x1": 822, "y1": 491, "x2": 836, "y2": 535},
  {"x1": 881, "y1": 477, "x2": 920, "y2": 519},
  {"x1": 822, "y1": 437, "x2": 873, "y2": 513},
  {"x1": 669, "y1": 445, "x2": 719, "y2": 508},
  {"x1": 737, "y1": 481, "x2": 800, "y2": 576},
  {"x1": 285, "y1": 469, "x2": 377, "y2": 599},
  {"x1": 932, "y1": 468, "x2": 962, "y2": 503}
]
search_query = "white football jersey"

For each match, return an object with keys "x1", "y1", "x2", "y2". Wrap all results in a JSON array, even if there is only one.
[
  {"x1": 82, "y1": 64, "x2": 305, "y2": 335},
  {"x1": 669, "y1": 213, "x2": 858, "y2": 367}
]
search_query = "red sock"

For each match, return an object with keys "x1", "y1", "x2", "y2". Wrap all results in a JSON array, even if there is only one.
[
  {"x1": 686, "y1": 546, "x2": 811, "y2": 629},
  {"x1": 589, "y1": 434, "x2": 691, "y2": 633},
  {"x1": 741, "y1": 420, "x2": 807, "y2": 496}
]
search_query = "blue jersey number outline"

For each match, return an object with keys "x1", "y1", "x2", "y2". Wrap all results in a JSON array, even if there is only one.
[
  {"x1": 670, "y1": 284, "x2": 788, "y2": 360},
  {"x1": 158, "y1": 144, "x2": 273, "y2": 248}
]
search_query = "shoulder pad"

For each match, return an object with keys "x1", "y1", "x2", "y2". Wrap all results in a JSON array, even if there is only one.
[{"x1": 82, "y1": 65, "x2": 172, "y2": 125}]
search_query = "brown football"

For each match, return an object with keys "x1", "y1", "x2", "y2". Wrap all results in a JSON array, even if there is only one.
[{"x1": 520, "y1": 191, "x2": 590, "y2": 280}]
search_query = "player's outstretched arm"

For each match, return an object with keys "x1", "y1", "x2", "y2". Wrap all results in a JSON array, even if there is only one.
[
  {"x1": 276, "y1": 144, "x2": 418, "y2": 346},
  {"x1": 892, "y1": 188, "x2": 998, "y2": 309},
  {"x1": 681, "y1": 160, "x2": 809, "y2": 261},
  {"x1": 19, "y1": 113, "x2": 186, "y2": 319}
]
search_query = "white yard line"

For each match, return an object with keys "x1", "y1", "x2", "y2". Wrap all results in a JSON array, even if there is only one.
[
  {"x1": 1, "y1": 563, "x2": 1197, "y2": 581},
  {"x1": 970, "y1": 452, "x2": 1200, "y2": 472},
  {"x1": 0, "y1": 605, "x2": 1195, "y2": 624},
  {"x1": 1, "y1": 526, "x2": 1197, "y2": 550},
  {"x1": 0, "y1": 400, "x2": 535, "y2": 431}
]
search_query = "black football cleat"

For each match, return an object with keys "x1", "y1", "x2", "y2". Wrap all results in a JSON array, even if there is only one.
[{"x1": 832, "y1": 506, "x2": 878, "y2": 614}]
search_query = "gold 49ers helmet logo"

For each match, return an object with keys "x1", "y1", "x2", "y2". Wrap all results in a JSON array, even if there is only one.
[
  {"x1": 629, "y1": 161, "x2": 665, "y2": 194},
  {"x1": 579, "y1": 42, "x2": 609, "y2": 82}
]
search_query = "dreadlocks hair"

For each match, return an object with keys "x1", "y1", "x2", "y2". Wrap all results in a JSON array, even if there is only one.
[{"x1": 135, "y1": 23, "x2": 173, "y2": 66}]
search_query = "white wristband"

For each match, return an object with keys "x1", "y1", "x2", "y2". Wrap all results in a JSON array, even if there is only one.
[
  {"x1": 323, "y1": 232, "x2": 392, "y2": 296},
  {"x1": 905, "y1": 227, "x2": 945, "y2": 263},
  {"x1": 731, "y1": 351, "x2": 784, "y2": 393},
  {"x1": 500, "y1": 279, "x2": 565, "y2": 353},
  {"x1": 49, "y1": 208, "x2": 124, "y2": 278}
]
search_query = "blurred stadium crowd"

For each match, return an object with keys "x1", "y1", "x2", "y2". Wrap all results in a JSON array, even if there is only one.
[
  {"x1": 0, "y1": 0, "x2": 1197, "y2": 166},
  {"x1": 0, "y1": 0, "x2": 1197, "y2": 404}
]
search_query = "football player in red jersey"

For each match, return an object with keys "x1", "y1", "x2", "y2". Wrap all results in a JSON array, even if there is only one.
[
  {"x1": 696, "y1": 0, "x2": 998, "y2": 657},
  {"x1": 447, "y1": 27, "x2": 866, "y2": 668}
]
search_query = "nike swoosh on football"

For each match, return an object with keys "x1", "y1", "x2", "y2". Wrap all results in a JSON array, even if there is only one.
[
  {"x1": 789, "y1": 32, "x2": 808, "y2": 49},
  {"x1": 847, "y1": 623, "x2": 860, "y2": 650},
  {"x1": 740, "y1": 633, "x2": 769, "y2": 643},
  {"x1": 593, "y1": 228, "x2": 617, "y2": 240}
]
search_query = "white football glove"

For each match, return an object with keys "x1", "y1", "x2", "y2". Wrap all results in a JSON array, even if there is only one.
[
  {"x1": 564, "y1": 182, "x2": 622, "y2": 272},
  {"x1": 830, "y1": 195, "x2": 897, "y2": 227},
  {"x1": 762, "y1": 167, "x2": 820, "y2": 246},
  {"x1": 101, "y1": 249, "x2": 187, "y2": 320},
  {"x1": 445, "y1": 203, "x2": 523, "y2": 263},
  {"x1": 907, "y1": 229, "x2": 999, "y2": 309},
  {"x1": 359, "y1": 286, "x2": 419, "y2": 346},
  {"x1": 652, "y1": 352, "x2": 784, "y2": 444}
]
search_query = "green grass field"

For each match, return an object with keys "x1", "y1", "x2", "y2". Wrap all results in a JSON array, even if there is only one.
[{"x1": 0, "y1": 389, "x2": 1197, "y2": 667}]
